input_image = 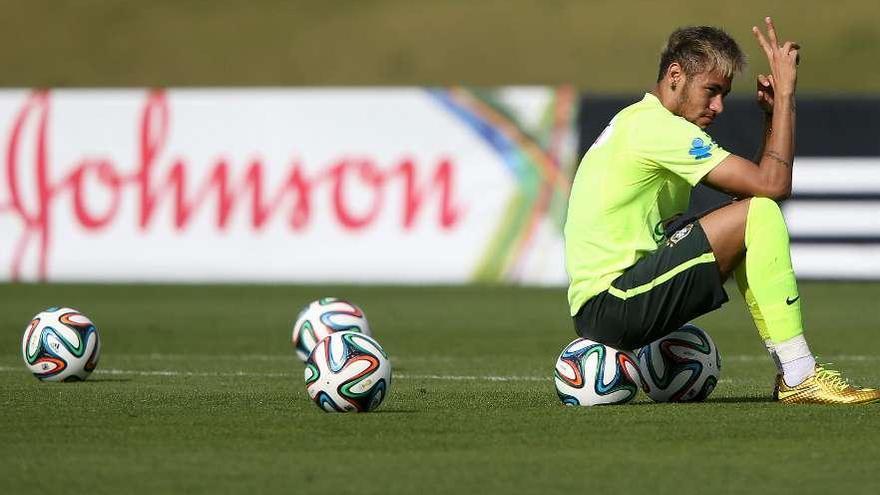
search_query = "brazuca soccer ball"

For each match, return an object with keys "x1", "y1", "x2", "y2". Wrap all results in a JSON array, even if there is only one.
[
  {"x1": 637, "y1": 323, "x2": 721, "y2": 402},
  {"x1": 305, "y1": 331, "x2": 391, "y2": 413},
  {"x1": 554, "y1": 338, "x2": 643, "y2": 406},
  {"x1": 22, "y1": 307, "x2": 101, "y2": 382},
  {"x1": 291, "y1": 298, "x2": 371, "y2": 362}
]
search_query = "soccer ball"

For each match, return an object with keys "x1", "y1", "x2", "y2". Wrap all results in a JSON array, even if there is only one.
[
  {"x1": 554, "y1": 338, "x2": 643, "y2": 406},
  {"x1": 291, "y1": 298, "x2": 371, "y2": 362},
  {"x1": 636, "y1": 323, "x2": 721, "y2": 402},
  {"x1": 21, "y1": 307, "x2": 101, "y2": 382},
  {"x1": 304, "y1": 331, "x2": 391, "y2": 413}
]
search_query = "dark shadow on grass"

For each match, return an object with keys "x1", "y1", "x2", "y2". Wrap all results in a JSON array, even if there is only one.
[
  {"x1": 373, "y1": 408, "x2": 420, "y2": 414},
  {"x1": 82, "y1": 378, "x2": 133, "y2": 383},
  {"x1": 705, "y1": 396, "x2": 774, "y2": 404},
  {"x1": 605, "y1": 395, "x2": 773, "y2": 407}
]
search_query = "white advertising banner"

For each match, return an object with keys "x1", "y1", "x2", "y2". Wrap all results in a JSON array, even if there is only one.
[
  {"x1": 786, "y1": 157, "x2": 880, "y2": 279},
  {"x1": 0, "y1": 88, "x2": 577, "y2": 284}
]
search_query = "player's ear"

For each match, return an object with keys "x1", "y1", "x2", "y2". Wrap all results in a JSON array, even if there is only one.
[{"x1": 666, "y1": 63, "x2": 684, "y2": 91}]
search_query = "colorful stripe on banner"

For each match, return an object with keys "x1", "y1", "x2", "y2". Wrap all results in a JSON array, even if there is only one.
[{"x1": 428, "y1": 86, "x2": 576, "y2": 283}]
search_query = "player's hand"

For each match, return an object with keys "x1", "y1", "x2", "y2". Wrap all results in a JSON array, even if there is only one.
[
  {"x1": 756, "y1": 73, "x2": 775, "y2": 115},
  {"x1": 752, "y1": 17, "x2": 799, "y2": 99}
]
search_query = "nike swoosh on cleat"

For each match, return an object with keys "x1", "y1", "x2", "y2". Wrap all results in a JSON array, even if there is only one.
[{"x1": 786, "y1": 296, "x2": 800, "y2": 305}]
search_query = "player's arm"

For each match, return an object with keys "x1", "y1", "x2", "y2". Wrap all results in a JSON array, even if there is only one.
[
  {"x1": 703, "y1": 17, "x2": 799, "y2": 201},
  {"x1": 753, "y1": 74, "x2": 775, "y2": 163}
]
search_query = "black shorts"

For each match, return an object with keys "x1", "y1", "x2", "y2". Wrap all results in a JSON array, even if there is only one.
[{"x1": 572, "y1": 221, "x2": 728, "y2": 351}]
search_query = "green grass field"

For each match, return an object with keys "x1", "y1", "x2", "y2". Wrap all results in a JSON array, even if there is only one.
[{"x1": 1, "y1": 282, "x2": 878, "y2": 494}]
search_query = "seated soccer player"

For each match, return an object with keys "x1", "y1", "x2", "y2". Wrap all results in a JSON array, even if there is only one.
[{"x1": 564, "y1": 17, "x2": 879, "y2": 404}]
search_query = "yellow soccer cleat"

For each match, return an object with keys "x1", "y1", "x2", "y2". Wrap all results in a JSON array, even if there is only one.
[{"x1": 775, "y1": 365, "x2": 880, "y2": 405}]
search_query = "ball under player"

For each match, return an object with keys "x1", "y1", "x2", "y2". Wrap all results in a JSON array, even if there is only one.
[{"x1": 564, "y1": 17, "x2": 879, "y2": 404}]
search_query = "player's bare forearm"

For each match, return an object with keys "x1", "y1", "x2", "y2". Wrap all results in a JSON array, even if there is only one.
[
  {"x1": 757, "y1": 94, "x2": 795, "y2": 197},
  {"x1": 753, "y1": 113, "x2": 772, "y2": 163}
]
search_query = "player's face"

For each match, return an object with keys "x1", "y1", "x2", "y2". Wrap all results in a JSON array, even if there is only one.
[{"x1": 678, "y1": 70, "x2": 732, "y2": 129}]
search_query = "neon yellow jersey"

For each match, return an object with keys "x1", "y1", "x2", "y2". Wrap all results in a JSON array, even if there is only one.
[{"x1": 565, "y1": 93, "x2": 730, "y2": 316}]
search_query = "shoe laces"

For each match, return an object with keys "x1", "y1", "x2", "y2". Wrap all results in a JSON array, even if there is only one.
[{"x1": 814, "y1": 364, "x2": 851, "y2": 391}]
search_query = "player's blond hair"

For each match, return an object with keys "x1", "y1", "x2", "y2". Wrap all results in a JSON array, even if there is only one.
[{"x1": 657, "y1": 26, "x2": 746, "y2": 81}]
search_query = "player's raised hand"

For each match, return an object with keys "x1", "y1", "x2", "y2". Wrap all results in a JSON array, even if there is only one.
[
  {"x1": 756, "y1": 73, "x2": 775, "y2": 115},
  {"x1": 752, "y1": 17, "x2": 799, "y2": 98}
]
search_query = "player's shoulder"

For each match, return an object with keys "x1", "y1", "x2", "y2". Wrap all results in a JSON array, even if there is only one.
[
  {"x1": 635, "y1": 94, "x2": 693, "y2": 126},
  {"x1": 611, "y1": 94, "x2": 690, "y2": 138},
  {"x1": 621, "y1": 94, "x2": 707, "y2": 145}
]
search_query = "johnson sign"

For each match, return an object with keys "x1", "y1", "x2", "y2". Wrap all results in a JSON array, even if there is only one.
[{"x1": 0, "y1": 88, "x2": 576, "y2": 284}]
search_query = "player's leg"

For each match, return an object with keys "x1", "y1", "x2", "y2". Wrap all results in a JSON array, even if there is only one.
[
  {"x1": 697, "y1": 198, "x2": 796, "y2": 376},
  {"x1": 700, "y1": 197, "x2": 880, "y2": 404},
  {"x1": 700, "y1": 197, "x2": 813, "y2": 383},
  {"x1": 696, "y1": 200, "x2": 784, "y2": 377}
]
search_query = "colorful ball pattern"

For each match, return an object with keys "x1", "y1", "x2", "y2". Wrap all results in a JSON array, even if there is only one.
[
  {"x1": 22, "y1": 307, "x2": 101, "y2": 382},
  {"x1": 637, "y1": 324, "x2": 721, "y2": 402},
  {"x1": 305, "y1": 331, "x2": 391, "y2": 413},
  {"x1": 554, "y1": 337, "x2": 642, "y2": 406},
  {"x1": 291, "y1": 298, "x2": 371, "y2": 362}
]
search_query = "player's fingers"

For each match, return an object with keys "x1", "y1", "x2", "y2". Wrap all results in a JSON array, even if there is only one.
[
  {"x1": 757, "y1": 74, "x2": 770, "y2": 87},
  {"x1": 787, "y1": 43, "x2": 801, "y2": 66},
  {"x1": 752, "y1": 25, "x2": 773, "y2": 58},
  {"x1": 765, "y1": 16, "x2": 779, "y2": 47},
  {"x1": 781, "y1": 41, "x2": 795, "y2": 63}
]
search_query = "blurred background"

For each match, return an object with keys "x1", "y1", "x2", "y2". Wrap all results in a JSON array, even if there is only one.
[
  {"x1": 3, "y1": 0, "x2": 878, "y2": 92},
  {"x1": 1, "y1": 0, "x2": 879, "y2": 284}
]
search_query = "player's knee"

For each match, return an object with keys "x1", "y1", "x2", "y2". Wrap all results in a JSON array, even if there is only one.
[
  {"x1": 746, "y1": 197, "x2": 789, "y2": 238},
  {"x1": 749, "y1": 197, "x2": 783, "y2": 222}
]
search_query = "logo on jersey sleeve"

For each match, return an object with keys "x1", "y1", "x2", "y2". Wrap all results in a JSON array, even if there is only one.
[{"x1": 688, "y1": 137, "x2": 713, "y2": 160}]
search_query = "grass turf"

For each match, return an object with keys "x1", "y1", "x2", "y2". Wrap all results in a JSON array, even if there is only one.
[{"x1": 1, "y1": 282, "x2": 878, "y2": 493}]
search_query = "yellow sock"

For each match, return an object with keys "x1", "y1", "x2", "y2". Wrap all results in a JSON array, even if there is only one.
[
  {"x1": 740, "y1": 197, "x2": 803, "y2": 343},
  {"x1": 735, "y1": 263, "x2": 784, "y2": 372},
  {"x1": 734, "y1": 263, "x2": 771, "y2": 341}
]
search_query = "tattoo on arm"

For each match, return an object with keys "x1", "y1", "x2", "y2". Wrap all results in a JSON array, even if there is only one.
[{"x1": 763, "y1": 150, "x2": 792, "y2": 168}]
